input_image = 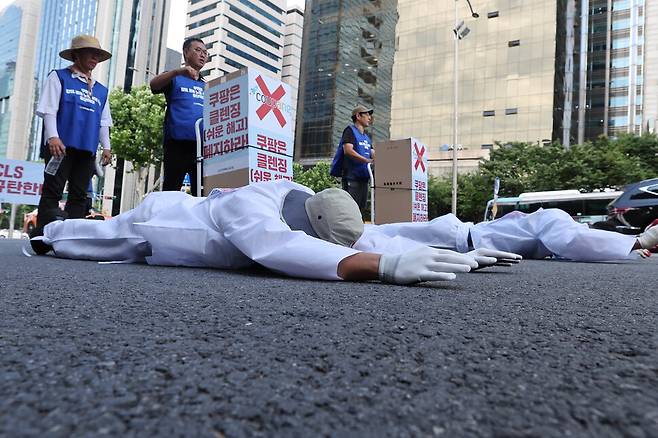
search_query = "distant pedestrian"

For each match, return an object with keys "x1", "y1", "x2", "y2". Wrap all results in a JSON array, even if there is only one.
[
  {"x1": 32, "y1": 34, "x2": 113, "y2": 253},
  {"x1": 150, "y1": 37, "x2": 207, "y2": 196}
]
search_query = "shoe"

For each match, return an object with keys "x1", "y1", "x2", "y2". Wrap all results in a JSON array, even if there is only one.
[
  {"x1": 638, "y1": 225, "x2": 658, "y2": 250},
  {"x1": 29, "y1": 226, "x2": 53, "y2": 255}
]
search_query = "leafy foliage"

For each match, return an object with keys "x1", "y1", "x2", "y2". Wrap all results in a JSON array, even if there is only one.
[
  {"x1": 292, "y1": 162, "x2": 339, "y2": 193},
  {"x1": 109, "y1": 85, "x2": 166, "y2": 171},
  {"x1": 428, "y1": 134, "x2": 658, "y2": 222}
]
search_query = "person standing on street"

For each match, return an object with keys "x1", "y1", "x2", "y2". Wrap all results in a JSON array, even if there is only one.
[
  {"x1": 339, "y1": 105, "x2": 375, "y2": 214},
  {"x1": 32, "y1": 34, "x2": 113, "y2": 253},
  {"x1": 150, "y1": 37, "x2": 207, "y2": 196}
]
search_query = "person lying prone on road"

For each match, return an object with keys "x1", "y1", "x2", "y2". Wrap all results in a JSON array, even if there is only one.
[
  {"x1": 31, "y1": 180, "x2": 657, "y2": 284},
  {"x1": 29, "y1": 180, "x2": 522, "y2": 285}
]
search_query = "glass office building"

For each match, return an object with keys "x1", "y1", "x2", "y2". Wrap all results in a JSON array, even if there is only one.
[
  {"x1": 0, "y1": 6, "x2": 23, "y2": 156},
  {"x1": 295, "y1": 0, "x2": 398, "y2": 164},
  {"x1": 390, "y1": 0, "x2": 655, "y2": 177}
]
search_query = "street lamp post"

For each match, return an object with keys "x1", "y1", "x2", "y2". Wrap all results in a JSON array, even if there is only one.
[{"x1": 451, "y1": 0, "x2": 479, "y2": 215}]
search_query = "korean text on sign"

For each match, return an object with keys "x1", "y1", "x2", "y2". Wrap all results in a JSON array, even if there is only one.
[{"x1": 0, "y1": 158, "x2": 45, "y2": 205}]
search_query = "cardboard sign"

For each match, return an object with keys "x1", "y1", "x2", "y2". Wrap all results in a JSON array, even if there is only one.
[
  {"x1": 410, "y1": 139, "x2": 428, "y2": 222},
  {"x1": 203, "y1": 76, "x2": 248, "y2": 159},
  {"x1": 202, "y1": 68, "x2": 294, "y2": 191},
  {"x1": 0, "y1": 158, "x2": 44, "y2": 205},
  {"x1": 249, "y1": 148, "x2": 293, "y2": 183},
  {"x1": 246, "y1": 69, "x2": 293, "y2": 156}
]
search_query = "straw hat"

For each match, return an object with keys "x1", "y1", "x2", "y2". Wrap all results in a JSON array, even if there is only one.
[{"x1": 59, "y1": 35, "x2": 112, "y2": 62}]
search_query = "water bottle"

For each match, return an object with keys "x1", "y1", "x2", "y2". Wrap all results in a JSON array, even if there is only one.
[{"x1": 45, "y1": 155, "x2": 64, "y2": 176}]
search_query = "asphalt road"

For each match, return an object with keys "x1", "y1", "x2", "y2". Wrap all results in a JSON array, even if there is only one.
[{"x1": 1, "y1": 238, "x2": 658, "y2": 437}]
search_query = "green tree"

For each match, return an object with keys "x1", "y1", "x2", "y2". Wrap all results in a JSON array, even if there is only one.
[
  {"x1": 613, "y1": 133, "x2": 658, "y2": 177},
  {"x1": 109, "y1": 85, "x2": 166, "y2": 169},
  {"x1": 109, "y1": 85, "x2": 166, "y2": 207},
  {"x1": 427, "y1": 176, "x2": 452, "y2": 219},
  {"x1": 292, "y1": 161, "x2": 339, "y2": 193}
]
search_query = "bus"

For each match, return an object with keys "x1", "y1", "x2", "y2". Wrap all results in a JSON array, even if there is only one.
[{"x1": 483, "y1": 189, "x2": 623, "y2": 223}]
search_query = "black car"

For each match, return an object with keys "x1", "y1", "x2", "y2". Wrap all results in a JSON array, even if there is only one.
[{"x1": 606, "y1": 178, "x2": 658, "y2": 234}]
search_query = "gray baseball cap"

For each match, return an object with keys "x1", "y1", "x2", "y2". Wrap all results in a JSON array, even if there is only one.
[
  {"x1": 352, "y1": 105, "x2": 373, "y2": 117},
  {"x1": 281, "y1": 188, "x2": 364, "y2": 247}
]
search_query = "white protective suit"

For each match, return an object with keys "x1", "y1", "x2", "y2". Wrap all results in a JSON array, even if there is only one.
[
  {"x1": 41, "y1": 180, "x2": 639, "y2": 281},
  {"x1": 357, "y1": 209, "x2": 637, "y2": 261},
  {"x1": 43, "y1": 181, "x2": 358, "y2": 280}
]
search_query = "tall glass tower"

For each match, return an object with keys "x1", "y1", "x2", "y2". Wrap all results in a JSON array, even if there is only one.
[
  {"x1": 0, "y1": 5, "x2": 22, "y2": 156},
  {"x1": 295, "y1": 0, "x2": 398, "y2": 164},
  {"x1": 564, "y1": 0, "x2": 646, "y2": 143}
]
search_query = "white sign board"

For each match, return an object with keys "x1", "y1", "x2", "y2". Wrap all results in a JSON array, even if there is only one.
[
  {"x1": 248, "y1": 148, "x2": 293, "y2": 183},
  {"x1": 203, "y1": 75, "x2": 249, "y2": 159},
  {"x1": 410, "y1": 138, "x2": 428, "y2": 222},
  {"x1": 246, "y1": 69, "x2": 294, "y2": 156},
  {"x1": 0, "y1": 158, "x2": 44, "y2": 205},
  {"x1": 202, "y1": 68, "x2": 294, "y2": 185}
]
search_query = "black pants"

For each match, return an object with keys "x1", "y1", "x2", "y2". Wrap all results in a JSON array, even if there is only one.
[
  {"x1": 162, "y1": 138, "x2": 199, "y2": 196},
  {"x1": 37, "y1": 148, "x2": 95, "y2": 228},
  {"x1": 342, "y1": 178, "x2": 369, "y2": 212}
]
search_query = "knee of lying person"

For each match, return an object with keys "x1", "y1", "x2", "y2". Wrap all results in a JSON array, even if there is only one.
[{"x1": 534, "y1": 208, "x2": 575, "y2": 228}]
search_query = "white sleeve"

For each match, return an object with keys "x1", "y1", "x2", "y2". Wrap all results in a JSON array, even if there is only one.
[
  {"x1": 36, "y1": 71, "x2": 62, "y2": 117},
  {"x1": 213, "y1": 182, "x2": 360, "y2": 280},
  {"x1": 43, "y1": 114, "x2": 59, "y2": 140},
  {"x1": 99, "y1": 126, "x2": 110, "y2": 150},
  {"x1": 100, "y1": 97, "x2": 113, "y2": 127}
]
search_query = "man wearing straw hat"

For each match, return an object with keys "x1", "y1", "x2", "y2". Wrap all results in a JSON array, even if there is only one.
[{"x1": 31, "y1": 34, "x2": 113, "y2": 254}]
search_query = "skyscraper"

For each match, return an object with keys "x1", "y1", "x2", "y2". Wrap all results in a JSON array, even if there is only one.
[
  {"x1": 580, "y1": 0, "x2": 648, "y2": 139},
  {"x1": 282, "y1": 5, "x2": 304, "y2": 135},
  {"x1": 184, "y1": 0, "x2": 286, "y2": 81},
  {"x1": 390, "y1": 0, "x2": 657, "y2": 177},
  {"x1": 295, "y1": 0, "x2": 398, "y2": 165},
  {"x1": 0, "y1": 0, "x2": 41, "y2": 160},
  {"x1": 391, "y1": 0, "x2": 559, "y2": 176}
]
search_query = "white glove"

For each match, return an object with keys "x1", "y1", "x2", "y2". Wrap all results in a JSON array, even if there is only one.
[
  {"x1": 467, "y1": 248, "x2": 523, "y2": 269},
  {"x1": 378, "y1": 246, "x2": 478, "y2": 285},
  {"x1": 638, "y1": 226, "x2": 658, "y2": 250}
]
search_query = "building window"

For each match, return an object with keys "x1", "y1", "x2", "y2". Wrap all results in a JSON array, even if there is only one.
[
  {"x1": 481, "y1": 144, "x2": 494, "y2": 149},
  {"x1": 228, "y1": 18, "x2": 281, "y2": 50},
  {"x1": 189, "y1": 2, "x2": 219, "y2": 18},
  {"x1": 225, "y1": 44, "x2": 280, "y2": 74},
  {"x1": 236, "y1": 0, "x2": 284, "y2": 26},
  {"x1": 483, "y1": 110, "x2": 495, "y2": 117},
  {"x1": 226, "y1": 30, "x2": 281, "y2": 62},
  {"x1": 508, "y1": 40, "x2": 520, "y2": 47},
  {"x1": 188, "y1": 15, "x2": 216, "y2": 30},
  {"x1": 505, "y1": 108, "x2": 518, "y2": 115},
  {"x1": 487, "y1": 11, "x2": 499, "y2": 18},
  {"x1": 229, "y1": 5, "x2": 281, "y2": 38},
  {"x1": 190, "y1": 29, "x2": 215, "y2": 40}
]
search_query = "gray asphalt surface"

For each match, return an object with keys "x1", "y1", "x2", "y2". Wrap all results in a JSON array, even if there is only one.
[{"x1": 1, "y1": 238, "x2": 658, "y2": 437}]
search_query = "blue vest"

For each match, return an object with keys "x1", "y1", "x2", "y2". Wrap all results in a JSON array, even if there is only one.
[
  {"x1": 341, "y1": 125, "x2": 373, "y2": 180},
  {"x1": 164, "y1": 74, "x2": 204, "y2": 141},
  {"x1": 55, "y1": 68, "x2": 108, "y2": 154}
]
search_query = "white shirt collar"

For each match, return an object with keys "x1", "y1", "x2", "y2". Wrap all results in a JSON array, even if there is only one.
[{"x1": 68, "y1": 68, "x2": 96, "y2": 87}]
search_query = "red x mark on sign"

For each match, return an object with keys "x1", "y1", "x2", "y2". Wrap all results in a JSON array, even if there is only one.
[
  {"x1": 413, "y1": 143, "x2": 426, "y2": 173},
  {"x1": 255, "y1": 75, "x2": 287, "y2": 127}
]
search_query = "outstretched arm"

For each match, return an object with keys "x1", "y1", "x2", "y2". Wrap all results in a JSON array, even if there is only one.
[
  {"x1": 338, "y1": 247, "x2": 479, "y2": 284},
  {"x1": 337, "y1": 252, "x2": 381, "y2": 281}
]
